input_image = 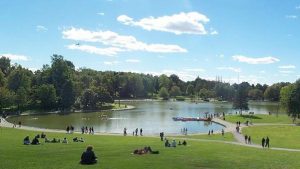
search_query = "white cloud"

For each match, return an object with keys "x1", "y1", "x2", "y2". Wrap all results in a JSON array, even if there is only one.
[
  {"x1": 232, "y1": 55, "x2": 280, "y2": 64},
  {"x1": 67, "y1": 44, "x2": 123, "y2": 56},
  {"x1": 125, "y1": 59, "x2": 140, "y2": 63},
  {"x1": 279, "y1": 70, "x2": 293, "y2": 74},
  {"x1": 259, "y1": 70, "x2": 266, "y2": 74},
  {"x1": 97, "y1": 12, "x2": 105, "y2": 16},
  {"x1": 117, "y1": 12, "x2": 212, "y2": 35},
  {"x1": 36, "y1": 25, "x2": 48, "y2": 32},
  {"x1": 63, "y1": 28, "x2": 187, "y2": 55},
  {"x1": 296, "y1": 6, "x2": 300, "y2": 9},
  {"x1": 0, "y1": 53, "x2": 28, "y2": 61},
  {"x1": 286, "y1": 15, "x2": 298, "y2": 19},
  {"x1": 210, "y1": 30, "x2": 218, "y2": 35},
  {"x1": 104, "y1": 61, "x2": 119, "y2": 65},
  {"x1": 217, "y1": 67, "x2": 241, "y2": 73},
  {"x1": 278, "y1": 65, "x2": 296, "y2": 69}
]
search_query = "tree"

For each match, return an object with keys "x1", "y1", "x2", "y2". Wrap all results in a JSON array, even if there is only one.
[
  {"x1": 36, "y1": 84, "x2": 57, "y2": 110},
  {"x1": 0, "y1": 87, "x2": 13, "y2": 111},
  {"x1": 80, "y1": 89, "x2": 97, "y2": 110},
  {"x1": 158, "y1": 75, "x2": 171, "y2": 89},
  {"x1": 0, "y1": 70, "x2": 5, "y2": 87},
  {"x1": 264, "y1": 83, "x2": 289, "y2": 101},
  {"x1": 248, "y1": 89, "x2": 263, "y2": 100},
  {"x1": 279, "y1": 80, "x2": 300, "y2": 120},
  {"x1": 186, "y1": 84, "x2": 194, "y2": 96},
  {"x1": 159, "y1": 87, "x2": 169, "y2": 100},
  {"x1": 199, "y1": 88, "x2": 212, "y2": 99},
  {"x1": 7, "y1": 66, "x2": 32, "y2": 92},
  {"x1": 233, "y1": 84, "x2": 249, "y2": 113},
  {"x1": 169, "y1": 85, "x2": 181, "y2": 97},
  {"x1": 15, "y1": 87, "x2": 28, "y2": 111},
  {"x1": 0, "y1": 56, "x2": 11, "y2": 76},
  {"x1": 94, "y1": 87, "x2": 114, "y2": 108},
  {"x1": 60, "y1": 80, "x2": 75, "y2": 111}
]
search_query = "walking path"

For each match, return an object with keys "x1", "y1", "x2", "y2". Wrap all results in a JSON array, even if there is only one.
[{"x1": 1, "y1": 117, "x2": 300, "y2": 152}]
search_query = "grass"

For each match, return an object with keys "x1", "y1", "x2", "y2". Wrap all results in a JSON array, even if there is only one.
[
  {"x1": 242, "y1": 125, "x2": 300, "y2": 149},
  {"x1": 1, "y1": 127, "x2": 300, "y2": 168},
  {"x1": 172, "y1": 133, "x2": 235, "y2": 142},
  {"x1": 225, "y1": 114, "x2": 296, "y2": 124},
  {"x1": 111, "y1": 103, "x2": 130, "y2": 109}
]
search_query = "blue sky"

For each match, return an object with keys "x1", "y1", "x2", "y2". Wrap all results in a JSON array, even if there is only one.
[{"x1": 1, "y1": 0, "x2": 300, "y2": 84}]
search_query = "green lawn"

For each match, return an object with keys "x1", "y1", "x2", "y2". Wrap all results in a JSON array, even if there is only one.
[
  {"x1": 1, "y1": 127, "x2": 300, "y2": 169},
  {"x1": 172, "y1": 133, "x2": 235, "y2": 142},
  {"x1": 225, "y1": 114, "x2": 296, "y2": 124},
  {"x1": 242, "y1": 125, "x2": 300, "y2": 149}
]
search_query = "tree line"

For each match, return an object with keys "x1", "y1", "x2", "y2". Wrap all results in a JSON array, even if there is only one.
[{"x1": 0, "y1": 54, "x2": 297, "y2": 116}]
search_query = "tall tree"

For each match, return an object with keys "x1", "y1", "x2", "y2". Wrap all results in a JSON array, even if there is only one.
[
  {"x1": 233, "y1": 84, "x2": 249, "y2": 113},
  {"x1": 36, "y1": 84, "x2": 57, "y2": 110},
  {"x1": 0, "y1": 56, "x2": 11, "y2": 76},
  {"x1": 159, "y1": 87, "x2": 169, "y2": 100}
]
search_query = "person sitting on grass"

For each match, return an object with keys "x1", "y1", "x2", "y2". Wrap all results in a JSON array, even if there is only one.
[
  {"x1": 80, "y1": 145, "x2": 97, "y2": 165},
  {"x1": 41, "y1": 132, "x2": 46, "y2": 139},
  {"x1": 31, "y1": 136, "x2": 40, "y2": 145},
  {"x1": 51, "y1": 138, "x2": 60, "y2": 143},
  {"x1": 182, "y1": 140, "x2": 187, "y2": 146},
  {"x1": 165, "y1": 139, "x2": 170, "y2": 147},
  {"x1": 178, "y1": 141, "x2": 182, "y2": 145},
  {"x1": 23, "y1": 136, "x2": 30, "y2": 145},
  {"x1": 171, "y1": 140, "x2": 177, "y2": 147},
  {"x1": 62, "y1": 137, "x2": 68, "y2": 144}
]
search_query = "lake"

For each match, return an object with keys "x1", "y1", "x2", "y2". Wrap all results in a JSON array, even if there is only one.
[{"x1": 7, "y1": 101, "x2": 282, "y2": 134}]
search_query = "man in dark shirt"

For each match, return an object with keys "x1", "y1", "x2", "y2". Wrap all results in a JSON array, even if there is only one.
[{"x1": 80, "y1": 145, "x2": 97, "y2": 165}]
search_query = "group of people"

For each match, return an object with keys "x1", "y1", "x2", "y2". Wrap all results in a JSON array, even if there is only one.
[
  {"x1": 12, "y1": 121, "x2": 22, "y2": 128},
  {"x1": 208, "y1": 129, "x2": 214, "y2": 135},
  {"x1": 66, "y1": 125, "x2": 75, "y2": 134},
  {"x1": 81, "y1": 126, "x2": 94, "y2": 135},
  {"x1": 165, "y1": 139, "x2": 187, "y2": 147},
  {"x1": 262, "y1": 137, "x2": 270, "y2": 148},
  {"x1": 244, "y1": 135, "x2": 251, "y2": 144},
  {"x1": 23, "y1": 135, "x2": 40, "y2": 145},
  {"x1": 181, "y1": 128, "x2": 188, "y2": 135},
  {"x1": 132, "y1": 128, "x2": 143, "y2": 136}
]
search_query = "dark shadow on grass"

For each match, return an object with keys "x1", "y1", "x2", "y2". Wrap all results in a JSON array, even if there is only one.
[{"x1": 239, "y1": 115, "x2": 262, "y2": 119}]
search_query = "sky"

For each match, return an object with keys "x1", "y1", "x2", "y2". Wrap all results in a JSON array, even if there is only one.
[{"x1": 0, "y1": 0, "x2": 300, "y2": 85}]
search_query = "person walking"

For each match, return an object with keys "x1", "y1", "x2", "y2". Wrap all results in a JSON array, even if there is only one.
[
  {"x1": 135, "y1": 128, "x2": 138, "y2": 136},
  {"x1": 248, "y1": 136, "x2": 251, "y2": 144},
  {"x1": 123, "y1": 128, "x2": 127, "y2": 136},
  {"x1": 245, "y1": 135, "x2": 248, "y2": 144},
  {"x1": 265, "y1": 137, "x2": 270, "y2": 148},
  {"x1": 221, "y1": 129, "x2": 224, "y2": 136},
  {"x1": 262, "y1": 137, "x2": 266, "y2": 148},
  {"x1": 140, "y1": 128, "x2": 143, "y2": 136}
]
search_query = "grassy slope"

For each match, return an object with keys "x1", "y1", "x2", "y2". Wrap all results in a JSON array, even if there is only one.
[
  {"x1": 1, "y1": 128, "x2": 300, "y2": 169},
  {"x1": 172, "y1": 133, "x2": 235, "y2": 142},
  {"x1": 225, "y1": 114, "x2": 295, "y2": 124},
  {"x1": 242, "y1": 125, "x2": 300, "y2": 149}
]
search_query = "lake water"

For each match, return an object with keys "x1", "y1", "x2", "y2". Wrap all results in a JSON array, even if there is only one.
[{"x1": 7, "y1": 101, "x2": 282, "y2": 134}]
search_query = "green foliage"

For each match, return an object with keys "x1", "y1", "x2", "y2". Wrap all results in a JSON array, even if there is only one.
[
  {"x1": 175, "y1": 96, "x2": 185, "y2": 101},
  {"x1": 233, "y1": 84, "x2": 249, "y2": 111},
  {"x1": 264, "y1": 83, "x2": 289, "y2": 101},
  {"x1": 0, "y1": 87, "x2": 13, "y2": 110},
  {"x1": 186, "y1": 84, "x2": 194, "y2": 96},
  {"x1": 0, "y1": 56, "x2": 11, "y2": 76},
  {"x1": 248, "y1": 89, "x2": 263, "y2": 100},
  {"x1": 169, "y1": 85, "x2": 181, "y2": 97},
  {"x1": 159, "y1": 87, "x2": 169, "y2": 100},
  {"x1": 0, "y1": 70, "x2": 6, "y2": 87},
  {"x1": 36, "y1": 84, "x2": 57, "y2": 109}
]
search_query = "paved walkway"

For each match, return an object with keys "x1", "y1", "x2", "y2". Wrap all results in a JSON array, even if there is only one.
[{"x1": 2, "y1": 117, "x2": 300, "y2": 152}]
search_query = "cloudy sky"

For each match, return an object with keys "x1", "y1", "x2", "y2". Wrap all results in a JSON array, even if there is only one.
[{"x1": 1, "y1": 0, "x2": 300, "y2": 84}]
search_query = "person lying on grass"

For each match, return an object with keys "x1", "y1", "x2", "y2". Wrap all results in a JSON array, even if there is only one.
[
  {"x1": 80, "y1": 145, "x2": 97, "y2": 165},
  {"x1": 45, "y1": 137, "x2": 60, "y2": 143},
  {"x1": 133, "y1": 146, "x2": 159, "y2": 155},
  {"x1": 73, "y1": 137, "x2": 84, "y2": 142}
]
